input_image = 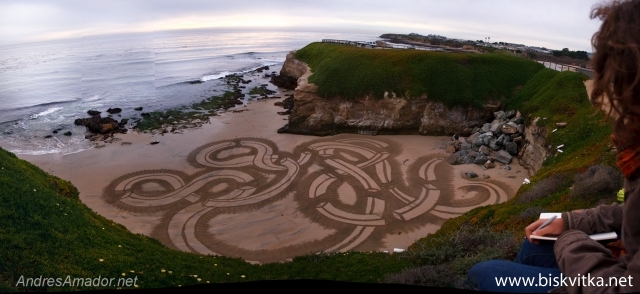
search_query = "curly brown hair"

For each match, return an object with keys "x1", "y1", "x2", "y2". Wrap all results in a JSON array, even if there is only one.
[{"x1": 590, "y1": 0, "x2": 640, "y2": 147}]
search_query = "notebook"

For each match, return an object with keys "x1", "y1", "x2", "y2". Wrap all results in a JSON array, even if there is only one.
[{"x1": 530, "y1": 213, "x2": 618, "y2": 241}]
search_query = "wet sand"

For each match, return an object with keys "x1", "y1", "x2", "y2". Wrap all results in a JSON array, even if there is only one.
[{"x1": 17, "y1": 93, "x2": 529, "y2": 264}]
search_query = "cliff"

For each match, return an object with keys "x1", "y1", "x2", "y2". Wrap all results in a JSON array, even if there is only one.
[{"x1": 278, "y1": 51, "x2": 501, "y2": 136}]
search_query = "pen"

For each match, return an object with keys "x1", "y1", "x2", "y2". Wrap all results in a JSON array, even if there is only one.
[{"x1": 535, "y1": 215, "x2": 557, "y2": 231}]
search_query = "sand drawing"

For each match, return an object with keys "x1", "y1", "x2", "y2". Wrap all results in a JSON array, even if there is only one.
[{"x1": 103, "y1": 135, "x2": 512, "y2": 263}]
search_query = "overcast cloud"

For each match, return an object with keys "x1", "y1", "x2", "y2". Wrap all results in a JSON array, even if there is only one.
[{"x1": 0, "y1": 0, "x2": 605, "y2": 51}]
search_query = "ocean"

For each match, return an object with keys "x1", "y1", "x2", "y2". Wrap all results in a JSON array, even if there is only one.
[{"x1": 0, "y1": 28, "x2": 378, "y2": 155}]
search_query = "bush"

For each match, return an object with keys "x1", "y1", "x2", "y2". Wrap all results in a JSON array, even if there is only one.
[
  {"x1": 571, "y1": 165, "x2": 623, "y2": 198},
  {"x1": 407, "y1": 225, "x2": 520, "y2": 264},
  {"x1": 390, "y1": 225, "x2": 520, "y2": 288},
  {"x1": 519, "y1": 206, "x2": 546, "y2": 220},
  {"x1": 385, "y1": 263, "x2": 475, "y2": 289},
  {"x1": 518, "y1": 174, "x2": 570, "y2": 203}
]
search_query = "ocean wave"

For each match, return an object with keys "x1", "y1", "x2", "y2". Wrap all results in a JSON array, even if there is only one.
[
  {"x1": 198, "y1": 61, "x2": 283, "y2": 82},
  {"x1": 28, "y1": 107, "x2": 63, "y2": 120},
  {"x1": 0, "y1": 133, "x2": 93, "y2": 156},
  {"x1": 5, "y1": 98, "x2": 81, "y2": 112}
]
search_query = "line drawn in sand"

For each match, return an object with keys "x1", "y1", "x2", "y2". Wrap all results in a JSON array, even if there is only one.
[{"x1": 103, "y1": 135, "x2": 512, "y2": 262}]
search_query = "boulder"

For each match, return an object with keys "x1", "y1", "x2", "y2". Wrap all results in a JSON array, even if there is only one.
[
  {"x1": 489, "y1": 139, "x2": 501, "y2": 150},
  {"x1": 484, "y1": 160, "x2": 496, "y2": 169},
  {"x1": 462, "y1": 155, "x2": 475, "y2": 165},
  {"x1": 467, "y1": 132, "x2": 480, "y2": 144},
  {"x1": 490, "y1": 120, "x2": 502, "y2": 133},
  {"x1": 479, "y1": 145, "x2": 491, "y2": 156},
  {"x1": 474, "y1": 154, "x2": 488, "y2": 165},
  {"x1": 495, "y1": 150, "x2": 513, "y2": 164},
  {"x1": 134, "y1": 107, "x2": 143, "y2": 111},
  {"x1": 501, "y1": 122, "x2": 518, "y2": 134},
  {"x1": 505, "y1": 142, "x2": 518, "y2": 156},
  {"x1": 106, "y1": 108, "x2": 122, "y2": 114},
  {"x1": 481, "y1": 123, "x2": 491, "y2": 133},
  {"x1": 465, "y1": 171, "x2": 478, "y2": 178},
  {"x1": 511, "y1": 117, "x2": 524, "y2": 124},
  {"x1": 517, "y1": 124, "x2": 525, "y2": 134},
  {"x1": 87, "y1": 110, "x2": 101, "y2": 116}
]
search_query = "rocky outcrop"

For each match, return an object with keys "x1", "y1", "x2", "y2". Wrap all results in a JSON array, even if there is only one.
[
  {"x1": 278, "y1": 52, "x2": 499, "y2": 136},
  {"x1": 518, "y1": 117, "x2": 550, "y2": 176},
  {"x1": 74, "y1": 115, "x2": 126, "y2": 134}
]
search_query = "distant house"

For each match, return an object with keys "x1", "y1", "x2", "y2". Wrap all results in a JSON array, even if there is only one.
[{"x1": 528, "y1": 46, "x2": 551, "y2": 54}]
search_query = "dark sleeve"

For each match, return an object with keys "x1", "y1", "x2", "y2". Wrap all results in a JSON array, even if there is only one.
[
  {"x1": 554, "y1": 230, "x2": 640, "y2": 293},
  {"x1": 561, "y1": 203, "x2": 623, "y2": 235}
]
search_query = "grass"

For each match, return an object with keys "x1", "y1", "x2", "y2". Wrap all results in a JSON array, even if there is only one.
[{"x1": 294, "y1": 42, "x2": 544, "y2": 107}]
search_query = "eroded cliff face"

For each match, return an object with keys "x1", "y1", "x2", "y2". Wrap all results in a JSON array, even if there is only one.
[
  {"x1": 518, "y1": 117, "x2": 550, "y2": 176},
  {"x1": 279, "y1": 52, "x2": 499, "y2": 136}
]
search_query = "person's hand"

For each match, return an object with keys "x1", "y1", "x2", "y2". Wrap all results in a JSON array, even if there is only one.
[{"x1": 525, "y1": 217, "x2": 564, "y2": 244}]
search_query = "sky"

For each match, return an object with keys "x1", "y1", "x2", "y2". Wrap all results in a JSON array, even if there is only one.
[{"x1": 0, "y1": 0, "x2": 607, "y2": 51}]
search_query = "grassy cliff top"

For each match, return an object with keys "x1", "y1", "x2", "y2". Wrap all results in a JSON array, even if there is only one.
[{"x1": 294, "y1": 42, "x2": 545, "y2": 107}]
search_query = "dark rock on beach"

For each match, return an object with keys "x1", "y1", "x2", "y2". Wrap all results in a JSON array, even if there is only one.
[
  {"x1": 270, "y1": 74, "x2": 298, "y2": 90},
  {"x1": 63, "y1": 131, "x2": 72, "y2": 136},
  {"x1": 134, "y1": 107, "x2": 143, "y2": 111},
  {"x1": 74, "y1": 115, "x2": 122, "y2": 134},
  {"x1": 106, "y1": 108, "x2": 122, "y2": 114},
  {"x1": 87, "y1": 110, "x2": 101, "y2": 116}
]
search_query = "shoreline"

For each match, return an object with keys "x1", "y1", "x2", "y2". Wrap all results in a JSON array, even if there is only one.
[{"x1": 16, "y1": 84, "x2": 529, "y2": 263}]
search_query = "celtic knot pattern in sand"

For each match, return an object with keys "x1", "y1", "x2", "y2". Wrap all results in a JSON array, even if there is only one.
[{"x1": 103, "y1": 135, "x2": 512, "y2": 263}]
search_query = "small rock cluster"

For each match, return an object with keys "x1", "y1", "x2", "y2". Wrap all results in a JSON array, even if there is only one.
[
  {"x1": 274, "y1": 94, "x2": 294, "y2": 115},
  {"x1": 74, "y1": 109, "x2": 131, "y2": 138},
  {"x1": 445, "y1": 110, "x2": 526, "y2": 168}
]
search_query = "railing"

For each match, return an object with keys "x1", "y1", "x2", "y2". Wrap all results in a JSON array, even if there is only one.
[
  {"x1": 322, "y1": 39, "x2": 376, "y2": 48},
  {"x1": 536, "y1": 60, "x2": 594, "y2": 79}
]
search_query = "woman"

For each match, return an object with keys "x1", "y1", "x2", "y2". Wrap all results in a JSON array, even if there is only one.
[{"x1": 468, "y1": 0, "x2": 640, "y2": 292}]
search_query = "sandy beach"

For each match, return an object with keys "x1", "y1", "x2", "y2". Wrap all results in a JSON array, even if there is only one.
[{"x1": 17, "y1": 88, "x2": 529, "y2": 264}]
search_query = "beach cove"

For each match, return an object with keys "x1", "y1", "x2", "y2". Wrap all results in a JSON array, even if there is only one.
[{"x1": 17, "y1": 67, "x2": 529, "y2": 264}]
